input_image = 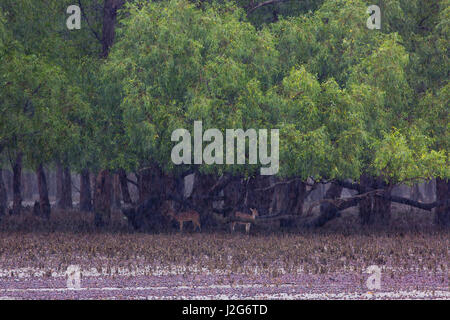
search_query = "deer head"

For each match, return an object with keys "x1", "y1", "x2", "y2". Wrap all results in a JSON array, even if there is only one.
[{"x1": 250, "y1": 208, "x2": 258, "y2": 218}]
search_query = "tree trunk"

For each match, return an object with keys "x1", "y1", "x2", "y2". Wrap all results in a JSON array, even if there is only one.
[
  {"x1": 22, "y1": 172, "x2": 32, "y2": 201},
  {"x1": 0, "y1": 168, "x2": 7, "y2": 218},
  {"x1": 61, "y1": 166, "x2": 73, "y2": 209},
  {"x1": 373, "y1": 190, "x2": 392, "y2": 224},
  {"x1": 311, "y1": 182, "x2": 343, "y2": 227},
  {"x1": 137, "y1": 167, "x2": 153, "y2": 204},
  {"x1": 270, "y1": 178, "x2": 306, "y2": 227},
  {"x1": 97, "y1": 0, "x2": 124, "y2": 228},
  {"x1": 102, "y1": 0, "x2": 125, "y2": 57},
  {"x1": 246, "y1": 176, "x2": 274, "y2": 214},
  {"x1": 424, "y1": 179, "x2": 435, "y2": 203},
  {"x1": 359, "y1": 174, "x2": 391, "y2": 225},
  {"x1": 290, "y1": 181, "x2": 307, "y2": 216},
  {"x1": 435, "y1": 178, "x2": 449, "y2": 227},
  {"x1": 36, "y1": 163, "x2": 51, "y2": 219},
  {"x1": 4, "y1": 170, "x2": 12, "y2": 200},
  {"x1": 191, "y1": 173, "x2": 217, "y2": 228},
  {"x1": 79, "y1": 168, "x2": 92, "y2": 212},
  {"x1": 94, "y1": 170, "x2": 112, "y2": 227},
  {"x1": 411, "y1": 183, "x2": 423, "y2": 202},
  {"x1": 126, "y1": 164, "x2": 182, "y2": 231},
  {"x1": 137, "y1": 163, "x2": 181, "y2": 202},
  {"x1": 47, "y1": 168, "x2": 56, "y2": 199},
  {"x1": 12, "y1": 153, "x2": 22, "y2": 215},
  {"x1": 223, "y1": 178, "x2": 245, "y2": 216},
  {"x1": 118, "y1": 169, "x2": 132, "y2": 205},
  {"x1": 112, "y1": 173, "x2": 122, "y2": 208},
  {"x1": 372, "y1": 179, "x2": 391, "y2": 225},
  {"x1": 56, "y1": 161, "x2": 64, "y2": 209},
  {"x1": 359, "y1": 174, "x2": 373, "y2": 224}
]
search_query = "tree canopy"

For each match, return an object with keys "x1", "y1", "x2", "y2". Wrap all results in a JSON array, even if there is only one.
[{"x1": 0, "y1": 0, "x2": 448, "y2": 226}]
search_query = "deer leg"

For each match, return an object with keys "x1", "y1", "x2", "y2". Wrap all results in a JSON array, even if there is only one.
[
  {"x1": 245, "y1": 223, "x2": 250, "y2": 234},
  {"x1": 179, "y1": 222, "x2": 183, "y2": 232}
]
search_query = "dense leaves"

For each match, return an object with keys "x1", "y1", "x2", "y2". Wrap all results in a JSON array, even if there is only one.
[{"x1": 0, "y1": 0, "x2": 448, "y2": 222}]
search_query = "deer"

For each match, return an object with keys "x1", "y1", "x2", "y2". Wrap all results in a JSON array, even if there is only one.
[
  {"x1": 231, "y1": 208, "x2": 258, "y2": 234},
  {"x1": 163, "y1": 201, "x2": 201, "y2": 232}
]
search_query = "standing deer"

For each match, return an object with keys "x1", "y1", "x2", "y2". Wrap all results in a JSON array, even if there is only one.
[
  {"x1": 163, "y1": 201, "x2": 201, "y2": 232},
  {"x1": 231, "y1": 208, "x2": 258, "y2": 234}
]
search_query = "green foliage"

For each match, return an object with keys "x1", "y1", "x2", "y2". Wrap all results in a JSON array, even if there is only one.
[
  {"x1": 0, "y1": 48, "x2": 89, "y2": 167},
  {"x1": 0, "y1": 0, "x2": 448, "y2": 185},
  {"x1": 276, "y1": 67, "x2": 364, "y2": 179},
  {"x1": 0, "y1": 10, "x2": 6, "y2": 52},
  {"x1": 0, "y1": 0, "x2": 98, "y2": 171},
  {"x1": 418, "y1": 83, "x2": 450, "y2": 153},
  {"x1": 102, "y1": 0, "x2": 280, "y2": 174},
  {"x1": 372, "y1": 129, "x2": 448, "y2": 184}
]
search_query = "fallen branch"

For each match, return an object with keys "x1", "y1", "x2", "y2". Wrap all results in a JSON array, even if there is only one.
[
  {"x1": 305, "y1": 189, "x2": 447, "y2": 216},
  {"x1": 211, "y1": 212, "x2": 305, "y2": 225},
  {"x1": 305, "y1": 189, "x2": 386, "y2": 216},
  {"x1": 387, "y1": 195, "x2": 450, "y2": 211}
]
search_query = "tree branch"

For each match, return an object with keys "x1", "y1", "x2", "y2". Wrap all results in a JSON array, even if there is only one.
[
  {"x1": 72, "y1": 181, "x2": 80, "y2": 194},
  {"x1": 387, "y1": 195, "x2": 449, "y2": 211},
  {"x1": 126, "y1": 178, "x2": 138, "y2": 187},
  {"x1": 255, "y1": 178, "x2": 305, "y2": 192},
  {"x1": 305, "y1": 189, "x2": 448, "y2": 216},
  {"x1": 247, "y1": 0, "x2": 286, "y2": 16},
  {"x1": 181, "y1": 168, "x2": 195, "y2": 178},
  {"x1": 209, "y1": 173, "x2": 239, "y2": 195},
  {"x1": 305, "y1": 189, "x2": 386, "y2": 216},
  {"x1": 335, "y1": 180, "x2": 364, "y2": 193},
  {"x1": 78, "y1": 0, "x2": 102, "y2": 42}
]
